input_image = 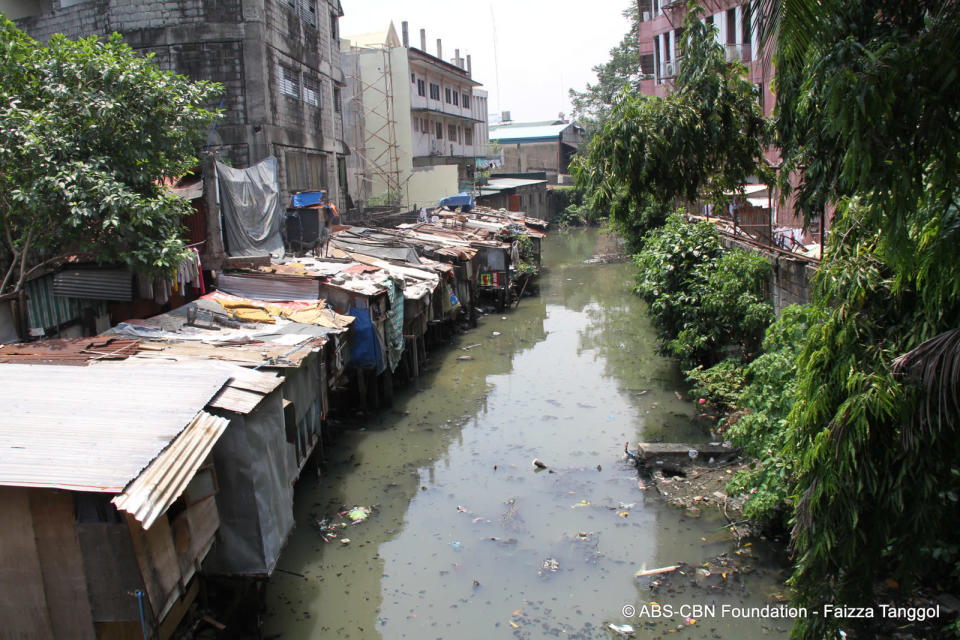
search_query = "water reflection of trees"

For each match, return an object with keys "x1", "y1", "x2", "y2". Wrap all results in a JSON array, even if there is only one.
[{"x1": 574, "y1": 261, "x2": 694, "y2": 438}]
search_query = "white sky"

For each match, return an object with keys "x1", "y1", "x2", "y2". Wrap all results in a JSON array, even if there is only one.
[{"x1": 340, "y1": 0, "x2": 633, "y2": 124}]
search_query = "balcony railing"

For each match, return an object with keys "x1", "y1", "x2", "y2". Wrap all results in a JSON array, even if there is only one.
[{"x1": 724, "y1": 43, "x2": 752, "y2": 63}]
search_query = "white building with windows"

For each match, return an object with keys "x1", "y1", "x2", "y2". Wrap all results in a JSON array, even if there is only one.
[{"x1": 341, "y1": 21, "x2": 490, "y2": 210}]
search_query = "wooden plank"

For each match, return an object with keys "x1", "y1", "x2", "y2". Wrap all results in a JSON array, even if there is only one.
[
  {"x1": 0, "y1": 486, "x2": 54, "y2": 639},
  {"x1": 30, "y1": 490, "x2": 96, "y2": 639},
  {"x1": 222, "y1": 256, "x2": 271, "y2": 269},
  {"x1": 207, "y1": 386, "x2": 263, "y2": 414},
  {"x1": 159, "y1": 577, "x2": 199, "y2": 640},
  {"x1": 172, "y1": 496, "x2": 219, "y2": 580},
  {"x1": 226, "y1": 372, "x2": 283, "y2": 394},
  {"x1": 126, "y1": 513, "x2": 181, "y2": 623}
]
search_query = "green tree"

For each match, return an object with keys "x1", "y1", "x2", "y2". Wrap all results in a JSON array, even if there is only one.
[
  {"x1": 742, "y1": 1, "x2": 960, "y2": 635},
  {"x1": 0, "y1": 17, "x2": 220, "y2": 302},
  {"x1": 634, "y1": 213, "x2": 772, "y2": 366},
  {"x1": 573, "y1": 6, "x2": 770, "y2": 249}
]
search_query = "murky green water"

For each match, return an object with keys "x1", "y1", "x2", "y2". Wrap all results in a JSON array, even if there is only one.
[{"x1": 264, "y1": 229, "x2": 791, "y2": 640}]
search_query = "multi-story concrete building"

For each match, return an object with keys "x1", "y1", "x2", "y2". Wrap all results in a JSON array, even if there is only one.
[
  {"x1": 635, "y1": 0, "x2": 820, "y2": 239},
  {"x1": 6, "y1": 0, "x2": 350, "y2": 213},
  {"x1": 341, "y1": 21, "x2": 492, "y2": 211},
  {"x1": 637, "y1": 0, "x2": 774, "y2": 115}
]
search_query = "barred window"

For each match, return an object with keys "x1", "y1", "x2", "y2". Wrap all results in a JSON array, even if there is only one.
[
  {"x1": 303, "y1": 76, "x2": 321, "y2": 107},
  {"x1": 280, "y1": 64, "x2": 299, "y2": 98}
]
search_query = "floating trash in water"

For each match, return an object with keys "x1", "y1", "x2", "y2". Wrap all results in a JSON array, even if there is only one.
[
  {"x1": 539, "y1": 557, "x2": 560, "y2": 575},
  {"x1": 450, "y1": 540, "x2": 462, "y2": 551},
  {"x1": 347, "y1": 506, "x2": 371, "y2": 522},
  {"x1": 608, "y1": 623, "x2": 635, "y2": 635},
  {"x1": 532, "y1": 458, "x2": 548, "y2": 470},
  {"x1": 492, "y1": 331, "x2": 501, "y2": 336},
  {"x1": 571, "y1": 499, "x2": 591, "y2": 508}
]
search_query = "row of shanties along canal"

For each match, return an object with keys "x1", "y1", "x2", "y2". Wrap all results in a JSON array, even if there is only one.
[{"x1": 0, "y1": 206, "x2": 788, "y2": 640}]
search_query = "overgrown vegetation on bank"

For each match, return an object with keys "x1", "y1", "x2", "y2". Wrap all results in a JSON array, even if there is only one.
[{"x1": 572, "y1": 1, "x2": 960, "y2": 637}]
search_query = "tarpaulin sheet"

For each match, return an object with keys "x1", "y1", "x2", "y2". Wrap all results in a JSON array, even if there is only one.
[
  {"x1": 218, "y1": 157, "x2": 285, "y2": 259},
  {"x1": 383, "y1": 278, "x2": 404, "y2": 372},
  {"x1": 205, "y1": 390, "x2": 295, "y2": 577},
  {"x1": 438, "y1": 192, "x2": 475, "y2": 208},
  {"x1": 348, "y1": 307, "x2": 384, "y2": 371}
]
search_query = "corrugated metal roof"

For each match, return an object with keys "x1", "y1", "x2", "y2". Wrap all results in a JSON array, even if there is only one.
[
  {"x1": 485, "y1": 177, "x2": 549, "y2": 189},
  {"x1": 217, "y1": 273, "x2": 321, "y2": 301},
  {"x1": 0, "y1": 363, "x2": 233, "y2": 493},
  {"x1": 53, "y1": 267, "x2": 134, "y2": 302},
  {"x1": 112, "y1": 410, "x2": 229, "y2": 529},
  {"x1": 489, "y1": 122, "x2": 571, "y2": 143},
  {"x1": 24, "y1": 272, "x2": 106, "y2": 331},
  {"x1": 0, "y1": 337, "x2": 140, "y2": 364}
]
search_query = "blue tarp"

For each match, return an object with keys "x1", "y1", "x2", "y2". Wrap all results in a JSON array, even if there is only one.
[
  {"x1": 438, "y1": 192, "x2": 475, "y2": 209},
  {"x1": 348, "y1": 307, "x2": 384, "y2": 371}
]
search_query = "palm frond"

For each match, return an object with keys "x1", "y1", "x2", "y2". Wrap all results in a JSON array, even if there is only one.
[{"x1": 892, "y1": 328, "x2": 960, "y2": 436}]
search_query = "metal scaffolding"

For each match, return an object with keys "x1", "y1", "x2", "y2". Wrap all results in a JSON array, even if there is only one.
[{"x1": 345, "y1": 45, "x2": 403, "y2": 208}]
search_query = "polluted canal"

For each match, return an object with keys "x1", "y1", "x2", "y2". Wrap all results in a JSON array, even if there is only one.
[{"x1": 263, "y1": 228, "x2": 791, "y2": 639}]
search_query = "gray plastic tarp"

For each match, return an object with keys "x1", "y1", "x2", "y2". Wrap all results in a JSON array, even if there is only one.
[
  {"x1": 205, "y1": 389, "x2": 295, "y2": 576},
  {"x1": 217, "y1": 157, "x2": 285, "y2": 259}
]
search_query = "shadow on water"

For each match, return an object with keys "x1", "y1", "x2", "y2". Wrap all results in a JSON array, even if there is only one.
[{"x1": 263, "y1": 228, "x2": 790, "y2": 640}]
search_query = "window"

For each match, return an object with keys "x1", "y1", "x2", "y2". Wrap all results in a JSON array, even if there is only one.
[
  {"x1": 448, "y1": 124, "x2": 457, "y2": 141},
  {"x1": 299, "y1": 0, "x2": 317, "y2": 26},
  {"x1": 464, "y1": 127, "x2": 473, "y2": 145},
  {"x1": 429, "y1": 83, "x2": 440, "y2": 100},
  {"x1": 435, "y1": 121, "x2": 443, "y2": 139},
  {"x1": 445, "y1": 87, "x2": 452, "y2": 103},
  {"x1": 330, "y1": 11, "x2": 338, "y2": 40},
  {"x1": 303, "y1": 76, "x2": 321, "y2": 107},
  {"x1": 333, "y1": 85, "x2": 341, "y2": 112},
  {"x1": 413, "y1": 117, "x2": 419, "y2": 132},
  {"x1": 462, "y1": 93, "x2": 470, "y2": 109},
  {"x1": 411, "y1": 73, "x2": 416, "y2": 84},
  {"x1": 285, "y1": 150, "x2": 327, "y2": 192},
  {"x1": 452, "y1": 91, "x2": 459, "y2": 106},
  {"x1": 417, "y1": 79, "x2": 425, "y2": 96},
  {"x1": 280, "y1": 64, "x2": 300, "y2": 98}
]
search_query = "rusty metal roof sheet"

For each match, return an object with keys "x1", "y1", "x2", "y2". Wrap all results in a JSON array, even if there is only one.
[
  {"x1": 0, "y1": 363, "x2": 233, "y2": 493},
  {"x1": 112, "y1": 410, "x2": 229, "y2": 529},
  {"x1": 0, "y1": 337, "x2": 140, "y2": 364}
]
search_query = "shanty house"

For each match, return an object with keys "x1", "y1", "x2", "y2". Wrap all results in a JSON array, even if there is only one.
[
  {"x1": 104, "y1": 295, "x2": 352, "y2": 577},
  {"x1": 0, "y1": 362, "x2": 240, "y2": 640}
]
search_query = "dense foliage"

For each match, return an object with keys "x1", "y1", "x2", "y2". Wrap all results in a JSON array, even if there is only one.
[
  {"x1": 0, "y1": 17, "x2": 220, "y2": 300},
  {"x1": 746, "y1": 1, "x2": 960, "y2": 636},
  {"x1": 578, "y1": 1, "x2": 960, "y2": 636},
  {"x1": 633, "y1": 213, "x2": 772, "y2": 367},
  {"x1": 573, "y1": 9, "x2": 769, "y2": 249},
  {"x1": 725, "y1": 304, "x2": 820, "y2": 523}
]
